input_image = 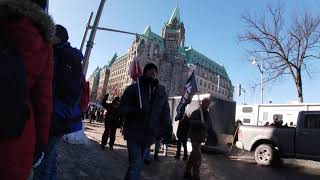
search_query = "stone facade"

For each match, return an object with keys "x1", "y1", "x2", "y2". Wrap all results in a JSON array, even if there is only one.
[
  {"x1": 96, "y1": 66, "x2": 110, "y2": 101},
  {"x1": 88, "y1": 67, "x2": 101, "y2": 102},
  {"x1": 90, "y1": 6, "x2": 234, "y2": 101}
]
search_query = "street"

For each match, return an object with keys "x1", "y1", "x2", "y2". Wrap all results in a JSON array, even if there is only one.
[{"x1": 56, "y1": 121, "x2": 320, "y2": 180}]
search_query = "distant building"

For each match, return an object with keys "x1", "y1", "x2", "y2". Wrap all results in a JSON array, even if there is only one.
[
  {"x1": 90, "y1": 6, "x2": 234, "y2": 101},
  {"x1": 88, "y1": 67, "x2": 101, "y2": 102},
  {"x1": 96, "y1": 66, "x2": 110, "y2": 101}
]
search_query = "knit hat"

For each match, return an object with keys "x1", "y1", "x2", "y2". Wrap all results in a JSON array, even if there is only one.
[
  {"x1": 30, "y1": 0, "x2": 48, "y2": 10},
  {"x1": 143, "y1": 63, "x2": 158, "y2": 75},
  {"x1": 55, "y1": 24, "x2": 69, "y2": 43}
]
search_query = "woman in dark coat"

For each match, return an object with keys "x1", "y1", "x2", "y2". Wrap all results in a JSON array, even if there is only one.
[{"x1": 0, "y1": 1, "x2": 54, "y2": 179}]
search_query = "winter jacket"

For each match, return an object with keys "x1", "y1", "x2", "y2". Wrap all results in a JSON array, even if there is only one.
[
  {"x1": 101, "y1": 100, "x2": 122, "y2": 128},
  {"x1": 177, "y1": 114, "x2": 190, "y2": 141},
  {"x1": 0, "y1": 1, "x2": 54, "y2": 179},
  {"x1": 188, "y1": 108, "x2": 211, "y2": 143},
  {"x1": 120, "y1": 76, "x2": 171, "y2": 145}
]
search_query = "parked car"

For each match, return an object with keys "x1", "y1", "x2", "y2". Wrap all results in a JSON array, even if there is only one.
[{"x1": 236, "y1": 111, "x2": 320, "y2": 166}]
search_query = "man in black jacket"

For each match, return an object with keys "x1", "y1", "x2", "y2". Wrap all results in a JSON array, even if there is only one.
[
  {"x1": 184, "y1": 98, "x2": 211, "y2": 180},
  {"x1": 101, "y1": 95, "x2": 121, "y2": 150},
  {"x1": 121, "y1": 63, "x2": 171, "y2": 180}
]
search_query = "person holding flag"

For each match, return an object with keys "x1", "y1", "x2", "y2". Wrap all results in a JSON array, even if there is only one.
[
  {"x1": 184, "y1": 98, "x2": 211, "y2": 180},
  {"x1": 121, "y1": 62, "x2": 171, "y2": 180},
  {"x1": 174, "y1": 71, "x2": 212, "y2": 180}
]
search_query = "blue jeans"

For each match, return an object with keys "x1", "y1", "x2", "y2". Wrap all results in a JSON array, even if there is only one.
[
  {"x1": 33, "y1": 135, "x2": 62, "y2": 180},
  {"x1": 125, "y1": 138, "x2": 148, "y2": 180}
]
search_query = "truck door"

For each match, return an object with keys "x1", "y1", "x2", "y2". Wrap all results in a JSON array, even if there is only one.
[{"x1": 296, "y1": 112, "x2": 320, "y2": 157}]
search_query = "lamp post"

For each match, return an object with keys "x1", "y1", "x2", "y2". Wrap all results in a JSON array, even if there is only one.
[
  {"x1": 82, "y1": 0, "x2": 107, "y2": 77},
  {"x1": 252, "y1": 57, "x2": 264, "y2": 104}
]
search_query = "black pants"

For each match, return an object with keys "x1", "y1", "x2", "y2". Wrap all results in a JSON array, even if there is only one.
[
  {"x1": 176, "y1": 139, "x2": 188, "y2": 157},
  {"x1": 101, "y1": 125, "x2": 117, "y2": 147}
]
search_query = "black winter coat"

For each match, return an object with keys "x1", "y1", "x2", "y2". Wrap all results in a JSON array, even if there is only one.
[
  {"x1": 176, "y1": 114, "x2": 190, "y2": 141},
  {"x1": 120, "y1": 77, "x2": 171, "y2": 145},
  {"x1": 101, "y1": 101, "x2": 122, "y2": 128},
  {"x1": 188, "y1": 108, "x2": 211, "y2": 143}
]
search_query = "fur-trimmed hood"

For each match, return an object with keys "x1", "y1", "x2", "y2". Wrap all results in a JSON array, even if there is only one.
[{"x1": 0, "y1": 0, "x2": 55, "y2": 44}]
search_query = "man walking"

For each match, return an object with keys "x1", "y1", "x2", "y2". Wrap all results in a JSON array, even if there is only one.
[
  {"x1": 121, "y1": 63, "x2": 171, "y2": 180},
  {"x1": 101, "y1": 95, "x2": 122, "y2": 150},
  {"x1": 184, "y1": 98, "x2": 211, "y2": 180},
  {"x1": 34, "y1": 24, "x2": 85, "y2": 180}
]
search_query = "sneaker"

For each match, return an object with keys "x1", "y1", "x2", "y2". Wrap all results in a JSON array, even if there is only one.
[
  {"x1": 100, "y1": 145, "x2": 106, "y2": 150},
  {"x1": 184, "y1": 172, "x2": 192, "y2": 179},
  {"x1": 109, "y1": 146, "x2": 114, "y2": 151}
]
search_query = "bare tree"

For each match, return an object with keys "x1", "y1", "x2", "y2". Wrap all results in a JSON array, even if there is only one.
[{"x1": 238, "y1": 4, "x2": 320, "y2": 102}]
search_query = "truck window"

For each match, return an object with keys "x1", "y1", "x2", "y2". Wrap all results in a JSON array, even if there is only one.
[
  {"x1": 273, "y1": 114, "x2": 283, "y2": 121},
  {"x1": 304, "y1": 114, "x2": 320, "y2": 129},
  {"x1": 263, "y1": 112, "x2": 268, "y2": 121},
  {"x1": 243, "y1": 118, "x2": 251, "y2": 123},
  {"x1": 242, "y1": 107, "x2": 253, "y2": 113}
]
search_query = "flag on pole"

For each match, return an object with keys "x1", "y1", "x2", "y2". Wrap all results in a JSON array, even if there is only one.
[
  {"x1": 128, "y1": 56, "x2": 142, "y2": 81},
  {"x1": 128, "y1": 56, "x2": 143, "y2": 108},
  {"x1": 175, "y1": 71, "x2": 198, "y2": 121}
]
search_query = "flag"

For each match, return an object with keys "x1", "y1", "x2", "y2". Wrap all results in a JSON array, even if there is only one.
[
  {"x1": 175, "y1": 71, "x2": 198, "y2": 121},
  {"x1": 128, "y1": 56, "x2": 142, "y2": 81}
]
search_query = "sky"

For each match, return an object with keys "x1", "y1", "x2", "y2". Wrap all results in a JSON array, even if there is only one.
[{"x1": 49, "y1": 0, "x2": 320, "y2": 105}]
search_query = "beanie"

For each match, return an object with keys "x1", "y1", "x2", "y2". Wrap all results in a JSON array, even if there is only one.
[
  {"x1": 143, "y1": 63, "x2": 158, "y2": 75},
  {"x1": 55, "y1": 24, "x2": 69, "y2": 43}
]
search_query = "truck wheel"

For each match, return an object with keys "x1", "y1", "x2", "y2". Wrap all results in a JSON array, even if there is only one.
[{"x1": 254, "y1": 144, "x2": 275, "y2": 166}]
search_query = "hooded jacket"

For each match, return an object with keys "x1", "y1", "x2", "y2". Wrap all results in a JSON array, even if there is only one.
[
  {"x1": 0, "y1": 1, "x2": 54, "y2": 179},
  {"x1": 120, "y1": 76, "x2": 172, "y2": 145}
]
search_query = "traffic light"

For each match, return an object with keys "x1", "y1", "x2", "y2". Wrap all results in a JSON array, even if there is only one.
[{"x1": 237, "y1": 84, "x2": 241, "y2": 96}]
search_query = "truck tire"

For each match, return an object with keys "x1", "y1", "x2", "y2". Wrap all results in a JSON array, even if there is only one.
[{"x1": 254, "y1": 144, "x2": 275, "y2": 166}]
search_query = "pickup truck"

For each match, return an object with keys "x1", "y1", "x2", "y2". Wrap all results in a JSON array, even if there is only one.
[{"x1": 235, "y1": 111, "x2": 320, "y2": 166}]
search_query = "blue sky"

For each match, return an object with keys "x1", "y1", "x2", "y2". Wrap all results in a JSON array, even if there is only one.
[{"x1": 49, "y1": 0, "x2": 320, "y2": 104}]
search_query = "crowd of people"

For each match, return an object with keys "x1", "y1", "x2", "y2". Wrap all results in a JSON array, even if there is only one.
[{"x1": 0, "y1": 1, "x2": 213, "y2": 180}]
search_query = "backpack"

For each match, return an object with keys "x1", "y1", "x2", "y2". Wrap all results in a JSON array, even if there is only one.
[
  {"x1": 50, "y1": 45, "x2": 83, "y2": 135},
  {"x1": 0, "y1": 43, "x2": 28, "y2": 139},
  {"x1": 53, "y1": 46, "x2": 82, "y2": 106}
]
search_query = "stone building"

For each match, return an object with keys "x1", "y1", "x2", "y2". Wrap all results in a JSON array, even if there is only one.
[
  {"x1": 96, "y1": 65, "x2": 110, "y2": 101},
  {"x1": 91, "y1": 6, "x2": 234, "y2": 101},
  {"x1": 88, "y1": 67, "x2": 101, "y2": 102}
]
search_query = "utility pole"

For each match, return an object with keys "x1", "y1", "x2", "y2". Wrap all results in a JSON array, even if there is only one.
[
  {"x1": 82, "y1": 0, "x2": 106, "y2": 76},
  {"x1": 80, "y1": 12, "x2": 94, "y2": 53}
]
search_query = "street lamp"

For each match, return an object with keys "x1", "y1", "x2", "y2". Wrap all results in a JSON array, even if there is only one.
[{"x1": 251, "y1": 57, "x2": 264, "y2": 104}]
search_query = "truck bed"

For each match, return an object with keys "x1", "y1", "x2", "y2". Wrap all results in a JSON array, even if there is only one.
[{"x1": 237, "y1": 126, "x2": 296, "y2": 156}]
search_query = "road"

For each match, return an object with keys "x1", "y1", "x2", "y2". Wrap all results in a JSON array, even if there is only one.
[{"x1": 57, "y1": 121, "x2": 320, "y2": 180}]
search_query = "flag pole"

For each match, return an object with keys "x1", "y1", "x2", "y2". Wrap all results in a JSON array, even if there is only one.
[
  {"x1": 135, "y1": 59, "x2": 142, "y2": 109},
  {"x1": 197, "y1": 94, "x2": 205, "y2": 124}
]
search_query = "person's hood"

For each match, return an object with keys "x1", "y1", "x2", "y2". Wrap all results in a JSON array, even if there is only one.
[{"x1": 0, "y1": 0, "x2": 55, "y2": 44}]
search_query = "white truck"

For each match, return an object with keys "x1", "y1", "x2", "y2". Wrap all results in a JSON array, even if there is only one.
[{"x1": 235, "y1": 103, "x2": 320, "y2": 127}]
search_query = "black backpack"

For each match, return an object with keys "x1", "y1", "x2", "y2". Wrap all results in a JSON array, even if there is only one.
[
  {"x1": 0, "y1": 43, "x2": 29, "y2": 139},
  {"x1": 53, "y1": 46, "x2": 82, "y2": 106}
]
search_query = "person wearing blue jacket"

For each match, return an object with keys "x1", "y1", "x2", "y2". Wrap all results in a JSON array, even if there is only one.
[{"x1": 34, "y1": 24, "x2": 84, "y2": 180}]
